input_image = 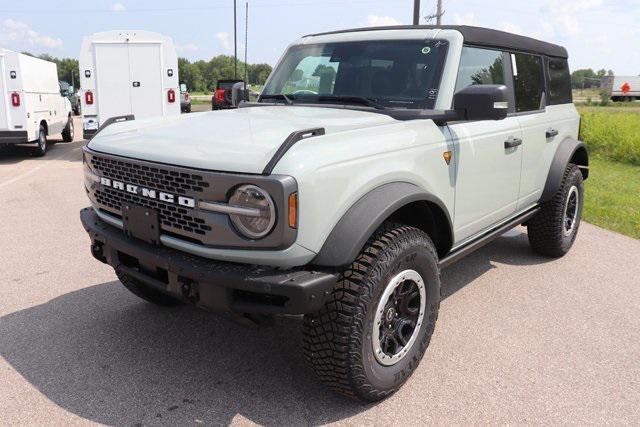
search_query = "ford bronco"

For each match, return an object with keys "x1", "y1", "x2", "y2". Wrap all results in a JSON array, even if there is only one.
[{"x1": 81, "y1": 25, "x2": 588, "y2": 401}]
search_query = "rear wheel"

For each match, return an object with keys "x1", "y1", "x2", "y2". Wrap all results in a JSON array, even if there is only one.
[
  {"x1": 527, "y1": 163, "x2": 584, "y2": 257},
  {"x1": 303, "y1": 223, "x2": 440, "y2": 401},
  {"x1": 62, "y1": 116, "x2": 74, "y2": 142},
  {"x1": 116, "y1": 270, "x2": 184, "y2": 307},
  {"x1": 33, "y1": 124, "x2": 47, "y2": 157}
]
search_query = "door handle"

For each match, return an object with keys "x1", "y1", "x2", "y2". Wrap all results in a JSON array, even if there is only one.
[
  {"x1": 504, "y1": 137, "x2": 522, "y2": 149},
  {"x1": 132, "y1": 81, "x2": 140, "y2": 87},
  {"x1": 546, "y1": 128, "x2": 559, "y2": 138}
]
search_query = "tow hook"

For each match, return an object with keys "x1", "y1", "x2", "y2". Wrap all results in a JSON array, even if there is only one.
[
  {"x1": 179, "y1": 277, "x2": 199, "y2": 303},
  {"x1": 91, "y1": 242, "x2": 106, "y2": 263}
]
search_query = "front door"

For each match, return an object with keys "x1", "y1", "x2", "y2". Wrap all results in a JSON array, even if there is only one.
[{"x1": 448, "y1": 46, "x2": 523, "y2": 244}]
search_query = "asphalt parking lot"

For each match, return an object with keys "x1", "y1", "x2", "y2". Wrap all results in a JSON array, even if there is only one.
[{"x1": 1, "y1": 116, "x2": 639, "y2": 425}]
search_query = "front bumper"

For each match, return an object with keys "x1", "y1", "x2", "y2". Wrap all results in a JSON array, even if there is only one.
[
  {"x1": 0, "y1": 130, "x2": 29, "y2": 144},
  {"x1": 80, "y1": 207, "x2": 337, "y2": 315}
]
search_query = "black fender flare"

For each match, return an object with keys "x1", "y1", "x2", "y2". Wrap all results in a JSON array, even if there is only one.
[
  {"x1": 311, "y1": 182, "x2": 453, "y2": 267},
  {"x1": 540, "y1": 137, "x2": 588, "y2": 203}
]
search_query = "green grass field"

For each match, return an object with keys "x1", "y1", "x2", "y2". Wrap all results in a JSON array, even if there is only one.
[
  {"x1": 583, "y1": 158, "x2": 640, "y2": 239},
  {"x1": 578, "y1": 107, "x2": 640, "y2": 239}
]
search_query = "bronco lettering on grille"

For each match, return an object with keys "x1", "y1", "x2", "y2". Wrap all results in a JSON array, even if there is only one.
[{"x1": 100, "y1": 177, "x2": 196, "y2": 208}]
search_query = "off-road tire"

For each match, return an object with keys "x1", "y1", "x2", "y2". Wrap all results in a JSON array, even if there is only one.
[
  {"x1": 62, "y1": 116, "x2": 74, "y2": 142},
  {"x1": 116, "y1": 269, "x2": 184, "y2": 307},
  {"x1": 33, "y1": 125, "x2": 47, "y2": 157},
  {"x1": 527, "y1": 163, "x2": 584, "y2": 257},
  {"x1": 303, "y1": 223, "x2": 440, "y2": 402}
]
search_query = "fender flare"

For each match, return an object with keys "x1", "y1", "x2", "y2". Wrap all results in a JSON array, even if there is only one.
[
  {"x1": 311, "y1": 182, "x2": 452, "y2": 267},
  {"x1": 540, "y1": 137, "x2": 588, "y2": 203}
]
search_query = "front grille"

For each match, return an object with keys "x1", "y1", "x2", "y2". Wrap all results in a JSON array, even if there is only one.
[
  {"x1": 90, "y1": 155, "x2": 210, "y2": 195},
  {"x1": 85, "y1": 149, "x2": 298, "y2": 250},
  {"x1": 95, "y1": 187, "x2": 212, "y2": 237}
]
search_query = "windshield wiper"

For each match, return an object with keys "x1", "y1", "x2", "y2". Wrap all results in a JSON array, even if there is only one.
[
  {"x1": 314, "y1": 95, "x2": 387, "y2": 110},
  {"x1": 259, "y1": 94, "x2": 294, "y2": 105}
]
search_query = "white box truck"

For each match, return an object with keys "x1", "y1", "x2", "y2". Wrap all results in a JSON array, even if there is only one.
[
  {"x1": 0, "y1": 49, "x2": 73, "y2": 156},
  {"x1": 79, "y1": 30, "x2": 180, "y2": 139},
  {"x1": 602, "y1": 75, "x2": 640, "y2": 102}
]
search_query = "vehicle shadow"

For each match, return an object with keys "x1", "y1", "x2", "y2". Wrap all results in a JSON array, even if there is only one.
[
  {"x1": 0, "y1": 230, "x2": 553, "y2": 425},
  {"x1": 0, "y1": 139, "x2": 83, "y2": 164}
]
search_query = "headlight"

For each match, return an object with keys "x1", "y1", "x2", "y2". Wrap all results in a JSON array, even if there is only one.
[{"x1": 227, "y1": 185, "x2": 276, "y2": 239}]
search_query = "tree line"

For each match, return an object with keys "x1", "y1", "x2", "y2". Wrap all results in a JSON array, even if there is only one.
[
  {"x1": 571, "y1": 68, "x2": 615, "y2": 89},
  {"x1": 20, "y1": 52, "x2": 272, "y2": 91}
]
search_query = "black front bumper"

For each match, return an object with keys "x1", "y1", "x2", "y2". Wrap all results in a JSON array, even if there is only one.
[
  {"x1": 0, "y1": 130, "x2": 29, "y2": 144},
  {"x1": 80, "y1": 208, "x2": 337, "y2": 315}
]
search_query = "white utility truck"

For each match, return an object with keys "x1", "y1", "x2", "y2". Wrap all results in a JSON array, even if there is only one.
[
  {"x1": 78, "y1": 30, "x2": 180, "y2": 140},
  {"x1": 0, "y1": 49, "x2": 73, "y2": 156},
  {"x1": 602, "y1": 75, "x2": 640, "y2": 102}
]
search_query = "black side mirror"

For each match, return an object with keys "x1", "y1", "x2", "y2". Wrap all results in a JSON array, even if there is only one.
[{"x1": 454, "y1": 84, "x2": 509, "y2": 121}]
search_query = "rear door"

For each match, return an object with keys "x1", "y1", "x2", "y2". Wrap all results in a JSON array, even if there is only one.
[
  {"x1": 128, "y1": 44, "x2": 163, "y2": 119},
  {"x1": 0, "y1": 55, "x2": 8, "y2": 129},
  {"x1": 511, "y1": 52, "x2": 555, "y2": 209},
  {"x1": 94, "y1": 43, "x2": 132, "y2": 121}
]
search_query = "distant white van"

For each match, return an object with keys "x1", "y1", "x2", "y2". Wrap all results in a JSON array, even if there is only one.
[
  {"x1": 79, "y1": 30, "x2": 180, "y2": 139},
  {"x1": 0, "y1": 49, "x2": 73, "y2": 156}
]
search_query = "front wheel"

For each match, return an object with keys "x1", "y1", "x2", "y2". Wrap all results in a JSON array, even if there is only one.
[
  {"x1": 303, "y1": 223, "x2": 440, "y2": 401},
  {"x1": 527, "y1": 163, "x2": 584, "y2": 257}
]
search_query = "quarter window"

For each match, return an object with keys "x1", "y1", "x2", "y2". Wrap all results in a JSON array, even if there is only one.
[
  {"x1": 512, "y1": 53, "x2": 545, "y2": 112},
  {"x1": 547, "y1": 57, "x2": 572, "y2": 105},
  {"x1": 455, "y1": 47, "x2": 505, "y2": 93}
]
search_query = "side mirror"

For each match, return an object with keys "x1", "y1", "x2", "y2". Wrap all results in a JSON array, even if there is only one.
[
  {"x1": 231, "y1": 81, "x2": 249, "y2": 106},
  {"x1": 68, "y1": 86, "x2": 75, "y2": 93},
  {"x1": 454, "y1": 84, "x2": 509, "y2": 121},
  {"x1": 179, "y1": 83, "x2": 187, "y2": 93}
]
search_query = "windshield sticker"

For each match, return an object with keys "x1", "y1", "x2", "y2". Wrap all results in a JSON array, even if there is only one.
[
  {"x1": 427, "y1": 88, "x2": 438, "y2": 100},
  {"x1": 421, "y1": 46, "x2": 431, "y2": 55}
]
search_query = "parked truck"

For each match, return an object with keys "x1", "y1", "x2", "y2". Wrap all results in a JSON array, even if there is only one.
[
  {"x1": 602, "y1": 75, "x2": 640, "y2": 102},
  {"x1": 0, "y1": 49, "x2": 73, "y2": 156},
  {"x1": 78, "y1": 30, "x2": 180, "y2": 139}
]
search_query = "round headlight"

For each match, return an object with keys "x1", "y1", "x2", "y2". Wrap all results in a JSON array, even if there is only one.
[{"x1": 228, "y1": 185, "x2": 276, "y2": 239}]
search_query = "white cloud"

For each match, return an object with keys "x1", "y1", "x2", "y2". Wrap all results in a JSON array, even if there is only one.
[
  {"x1": 366, "y1": 15, "x2": 402, "y2": 27},
  {"x1": 500, "y1": 22, "x2": 523, "y2": 35},
  {"x1": 175, "y1": 43, "x2": 199, "y2": 52},
  {"x1": 111, "y1": 3, "x2": 126, "y2": 11},
  {"x1": 0, "y1": 19, "x2": 63, "y2": 49},
  {"x1": 215, "y1": 32, "x2": 231, "y2": 50},
  {"x1": 454, "y1": 13, "x2": 476, "y2": 26}
]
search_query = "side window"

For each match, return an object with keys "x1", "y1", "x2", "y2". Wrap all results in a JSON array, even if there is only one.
[
  {"x1": 547, "y1": 57, "x2": 572, "y2": 105},
  {"x1": 512, "y1": 53, "x2": 544, "y2": 112},
  {"x1": 455, "y1": 47, "x2": 505, "y2": 93}
]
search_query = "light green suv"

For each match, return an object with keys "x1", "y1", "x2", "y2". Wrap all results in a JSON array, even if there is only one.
[{"x1": 81, "y1": 25, "x2": 588, "y2": 401}]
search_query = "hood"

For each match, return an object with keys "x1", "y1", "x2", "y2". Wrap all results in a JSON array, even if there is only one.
[{"x1": 88, "y1": 106, "x2": 397, "y2": 174}]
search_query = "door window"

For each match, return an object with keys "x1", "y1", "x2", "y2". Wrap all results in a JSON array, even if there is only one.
[
  {"x1": 512, "y1": 53, "x2": 545, "y2": 112},
  {"x1": 455, "y1": 47, "x2": 505, "y2": 93}
]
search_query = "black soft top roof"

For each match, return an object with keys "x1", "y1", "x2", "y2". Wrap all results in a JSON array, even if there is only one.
[{"x1": 305, "y1": 25, "x2": 568, "y2": 59}]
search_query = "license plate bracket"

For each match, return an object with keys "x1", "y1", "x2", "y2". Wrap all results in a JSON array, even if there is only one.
[{"x1": 122, "y1": 203, "x2": 160, "y2": 245}]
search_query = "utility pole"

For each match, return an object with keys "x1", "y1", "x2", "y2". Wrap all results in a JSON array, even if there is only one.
[
  {"x1": 233, "y1": 0, "x2": 238, "y2": 79},
  {"x1": 413, "y1": 0, "x2": 420, "y2": 25},
  {"x1": 425, "y1": 0, "x2": 444, "y2": 25},
  {"x1": 244, "y1": 1, "x2": 248, "y2": 91}
]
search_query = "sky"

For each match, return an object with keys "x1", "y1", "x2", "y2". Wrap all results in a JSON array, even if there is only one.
[{"x1": 0, "y1": 0, "x2": 638, "y2": 75}]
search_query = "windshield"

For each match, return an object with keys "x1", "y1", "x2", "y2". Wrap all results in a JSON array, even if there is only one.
[{"x1": 261, "y1": 39, "x2": 448, "y2": 109}]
